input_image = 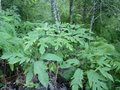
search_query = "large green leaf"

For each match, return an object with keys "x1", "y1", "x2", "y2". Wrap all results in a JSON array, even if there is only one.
[
  {"x1": 72, "y1": 85, "x2": 79, "y2": 90},
  {"x1": 41, "y1": 53, "x2": 63, "y2": 62},
  {"x1": 39, "y1": 44, "x2": 46, "y2": 55},
  {"x1": 26, "y1": 70, "x2": 33, "y2": 83},
  {"x1": 87, "y1": 70, "x2": 108, "y2": 90},
  {"x1": 60, "y1": 59, "x2": 80, "y2": 68},
  {"x1": 71, "y1": 69, "x2": 83, "y2": 90},
  {"x1": 8, "y1": 57, "x2": 21, "y2": 64},
  {"x1": 34, "y1": 61, "x2": 49, "y2": 87},
  {"x1": 98, "y1": 67, "x2": 113, "y2": 81},
  {"x1": 1, "y1": 52, "x2": 13, "y2": 59}
]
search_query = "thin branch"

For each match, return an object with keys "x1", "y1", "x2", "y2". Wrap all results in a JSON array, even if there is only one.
[{"x1": 87, "y1": 1, "x2": 98, "y2": 18}]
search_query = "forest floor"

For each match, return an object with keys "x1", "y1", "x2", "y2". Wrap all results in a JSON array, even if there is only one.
[
  {"x1": 0, "y1": 75, "x2": 69, "y2": 90},
  {"x1": 0, "y1": 62, "x2": 70, "y2": 90}
]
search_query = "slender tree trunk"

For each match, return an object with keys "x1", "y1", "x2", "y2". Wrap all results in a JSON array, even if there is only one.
[
  {"x1": 55, "y1": 1, "x2": 60, "y2": 22},
  {"x1": 51, "y1": 0, "x2": 61, "y2": 23},
  {"x1": 69, "y1": 0, "x2": 74, "y2": 24},
  {"x1": 0, "y1": 0, "x2": 2, "y2": 10},
  {"x1": 90, "y1": 0, "x2": 97, "y2": 32}
]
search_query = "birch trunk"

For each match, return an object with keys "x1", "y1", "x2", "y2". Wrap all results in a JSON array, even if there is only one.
[
  {"x1": 51, "y1": 0, "x2": 60, "y2": 23},
  {"x1": 90, "y1": 0, "x2": 97, "y2": 32}
]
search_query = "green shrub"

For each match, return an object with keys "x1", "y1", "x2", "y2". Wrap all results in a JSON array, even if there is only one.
[{"x1": 0, "y1": 10, "x2": 120, "y2": 89}]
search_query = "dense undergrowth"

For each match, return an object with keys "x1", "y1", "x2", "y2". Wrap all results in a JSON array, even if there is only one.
[{"x1": 0, "y1": 8, "x2": 120, "y2": 90}]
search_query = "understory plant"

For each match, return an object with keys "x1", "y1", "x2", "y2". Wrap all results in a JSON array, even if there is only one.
[
  {"x1": 1, "y1": 22, "x2": 92, "y2": 87},
  {"x1": 0, "y1": 10, "x2": 120, "y2": 90}
]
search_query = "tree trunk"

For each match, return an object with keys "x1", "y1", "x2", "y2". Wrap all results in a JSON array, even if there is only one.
[
  {"x1": 90, "y1": 0, "x2": 97, "y2": 32},
  {"x1": 69, "y1": 0, "x2": 74, "y2": 24},
  {"x1": 51, "y1": 0, "x2": 61, "y2": 23}
]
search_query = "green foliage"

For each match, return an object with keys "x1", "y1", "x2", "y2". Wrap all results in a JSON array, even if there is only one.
[
  {"x1": 13, "y1": 0, "x2": 52, "y2": 21},
  {"x1": 87, "y1": 70, "x2": 108, "y2": 90},
  {"x1": 0, "y1": 16, "x2": 120, "y2": 89},
  {"x1": 21, "y1": 23, "x2": 92, "y2": 88},
  {"x1": 34, "y1": 61, "x2": 49, "y2": 87},
  {"x1": 60, "y1": 36, "x2": 120, "y2": 89},
  {"x1": 41, "y1": 53, "x2": 63, "y2": 62},
  {"x1": 71, "y1": 69, "x2": 83, "y2": 90},
  {"x1": 0, "y1": 9, "x2": 21, "y2": 53},
  {"x1": 0, "y1": 4, "x2": 120, "y2": 89},
  {"x1": 0, "y1": 16, "x2": 92, "y2": 87}
]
